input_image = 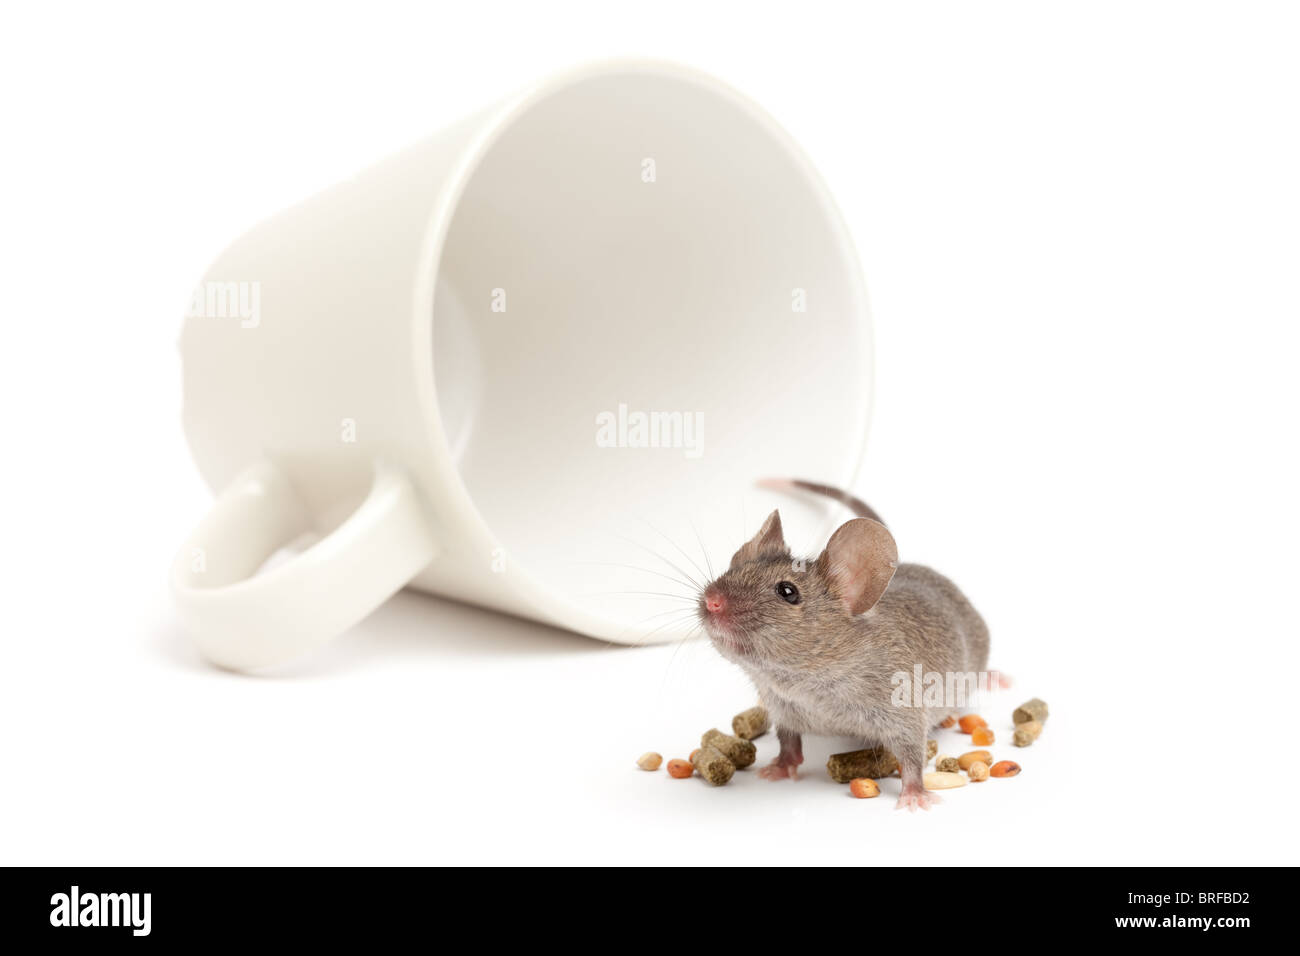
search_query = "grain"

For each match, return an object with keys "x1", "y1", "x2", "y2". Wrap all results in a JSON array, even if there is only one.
[
  {"x1": 849, "y1": 778, "x2": 881, "y2": 799},
  {"x1": 958, "y1": 715, "x2": 988, "y2": 734},
  {"x1": 957, "y1": 750, "x2": 992, "y2": 771},
  {"x1": 666, "y1": 758, "x2": 694, "y2": 779},
  {"x1": 923, "y1": 771, "x2": 967, "y2": 790}
]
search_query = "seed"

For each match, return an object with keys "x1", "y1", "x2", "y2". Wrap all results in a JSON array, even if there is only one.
[
  {"x1": 957, "y1": 715, "x2": 988, "y2": 734},
  {"x1": 1012, "y1": 698, "x2": 1049, "y2": 725},
  {"x1": 667, "y1": 758, "x2": 694, "y2": 779},
  {"x1": 957, "y1": 750, "x2": 993, "y2": 771},
  {"x1": 923, "y1": 771, "x2": 967, "y2": 790},
  {"x1": 693, "y1": 745, "x2": 736, "y2": 786},
  {"x1": 1012, "y1": 720, "x2": 1043, "y2": 747},
  {"x1": 936, "y1": 756, "x2": 960, "y2": 774},
  {"x1": 927, "y1": 739, "x2": 938, "y2": 761},
  {"x1": 636, "y1": 752, "x2": 663, "y2": 771},
  {"x1": 989, "y1": 760, "x2": 1021, "y2": 778},
  {"x1": 849, "y1": 778, "x2": 881, "y2": 799},
  {"x1": 939, "y1": 716, "x2": 956, "y2": 728},
  {"x1": 971, "y1": 727, "x2": 995, "y2": 746},
  {"x1": 701, "y1": 729, "x2": 757, "y2": 769},
  {"x1": 689, "y1": 749, "x2": 701, "y2": 764},
  {"x1": 967, "y1": 761, "x2": 990, "y2": 782},
  {"x1": 732, "y1": 706, "x2": 771, "y2": 740}
]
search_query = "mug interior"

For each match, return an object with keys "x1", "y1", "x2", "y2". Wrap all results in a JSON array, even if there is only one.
[{"x1": 432, "y1": 68, "x2": 871, "y2": 641}]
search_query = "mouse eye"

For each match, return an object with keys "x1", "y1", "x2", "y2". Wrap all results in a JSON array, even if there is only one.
[{"x1": 775, "y1": 581, "x2": 801, "y2": 605}]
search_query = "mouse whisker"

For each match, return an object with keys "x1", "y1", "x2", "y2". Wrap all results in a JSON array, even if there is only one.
[
  {"x1": 637, "y1": 516, "x2": 712, "y2": 588},
  {"x1": 598, "y1": 605, "x2": 701, "y2": 649},
  {"x1": 565, "y1": 559, "x2": 701, "y2": 596},
  {"x1": 686, "y1": 516, "x2": 716, "y2": 581},
  {"x1": 577, "y1": 589, "x2": 697, "y2": 605},
  {"x1": 619, "y1": 613, "x2": 700, "y2": 649},
  {"x1": 609, "y1": 531, "x2": 707, "y2": 593},
  {"x1": 658, "y1": 621, "x2": 706, "y2": 693}
]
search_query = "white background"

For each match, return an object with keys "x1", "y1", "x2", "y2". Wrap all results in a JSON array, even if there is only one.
[{"x1": 2, "y1": 1, "x2": 1297, "y2": 865}]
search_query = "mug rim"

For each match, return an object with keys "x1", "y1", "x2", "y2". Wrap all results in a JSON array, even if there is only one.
[{"x1": 407, "y1": 57, "x2": 874, "y2": 640}]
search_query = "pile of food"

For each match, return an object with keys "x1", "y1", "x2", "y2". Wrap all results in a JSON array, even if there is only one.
[
  {"x1": 636, "y1": 698, "x2": 1048, "y2": 796},
  {"x1": 636, "y1": 706, "x2": 770, "y2": 785},
  {"x1": 839, "y1": 696, "x2": 1048, "y2": 798}
]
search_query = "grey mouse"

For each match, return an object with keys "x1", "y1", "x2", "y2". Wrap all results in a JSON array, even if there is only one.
[{"x1": 698, "y1": 479, "x2": 993, "y2": 810}]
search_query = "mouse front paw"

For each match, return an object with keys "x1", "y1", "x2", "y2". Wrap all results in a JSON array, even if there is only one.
[
  {"x1": 757, "y1": 757, "x2": 801, "y2": 781},
  {"x1": 759, "y1": 728, "x2": 804, "y2": 780}
]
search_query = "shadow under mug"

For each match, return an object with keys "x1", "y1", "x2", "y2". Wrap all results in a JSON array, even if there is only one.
[{"x1": 171, "y1": 59, "x2": 873, "y2": 671}]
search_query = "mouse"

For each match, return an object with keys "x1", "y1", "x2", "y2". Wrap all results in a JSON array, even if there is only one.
[{"x1": 697, "y1": 479, "x2": 992, "y2": 811}]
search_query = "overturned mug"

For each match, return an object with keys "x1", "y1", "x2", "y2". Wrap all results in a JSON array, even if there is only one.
[{"x1": 172, "y1": 59, "x2": 873, "y2": 670}]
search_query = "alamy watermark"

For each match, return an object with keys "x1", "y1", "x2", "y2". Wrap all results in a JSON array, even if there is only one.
[
  {"x1": 890, "y1": 665, "x2": 1000, "y2": 708},
  {"x1": 50, "y1": 886, "x2": 151, "y2": 936},
  {"x1": 187, "y1": 280, "x2": 260, "y2": 328},
  {"x1": 596, "y1": 403, "x2": 703, "y2": 459}
]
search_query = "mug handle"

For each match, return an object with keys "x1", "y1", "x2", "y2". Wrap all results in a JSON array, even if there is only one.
[{"x1": 170, "y1": 460, "x2": 438, "y2": 670}]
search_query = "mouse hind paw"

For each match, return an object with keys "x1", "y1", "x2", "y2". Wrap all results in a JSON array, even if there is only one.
[{"x1": 895, "y1": 787, "x2": 941, "y2": 812}]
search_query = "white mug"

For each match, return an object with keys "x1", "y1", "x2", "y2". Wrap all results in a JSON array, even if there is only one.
[{"x1": 171, "y1": 59, "x2": 873, "y2": 671}]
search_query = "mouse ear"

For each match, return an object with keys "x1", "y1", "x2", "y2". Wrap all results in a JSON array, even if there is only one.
[
  {"x1": 729, "y1": 509, "x2": 789, "y2": 569},
  {"x1": 816, "y1": 518, "x2": 898, "y2": 615}
]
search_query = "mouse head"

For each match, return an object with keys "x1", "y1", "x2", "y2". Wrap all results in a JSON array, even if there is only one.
[{"x1": 698, "y1": 510, "x2": 899, "y2": 666}]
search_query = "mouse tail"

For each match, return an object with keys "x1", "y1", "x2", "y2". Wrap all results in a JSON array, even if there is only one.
[{"x1": 756, "y1": 478, "x2": 887, "y2": 527}]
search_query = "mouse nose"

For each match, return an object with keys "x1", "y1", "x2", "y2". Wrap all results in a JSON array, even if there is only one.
[{"x1": 705, "y1": 588, "x2": 726, "y2": 614}]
